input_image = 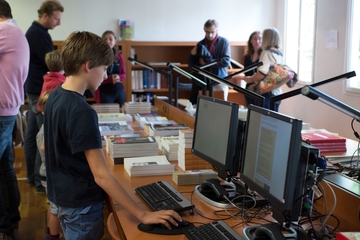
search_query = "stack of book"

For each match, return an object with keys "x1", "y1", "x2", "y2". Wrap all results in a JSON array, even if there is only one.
[
  {"x1": 301, "y1": 131, "x2": 347, "y2": 153},
  {"x1": 106, "y1": 136, "x2": 158, "y2": 164},
  {"x1": 177, "y1": 129, "x2": 213, "y2": 171},
  {"x1": 99, "y1": 121, "x2": 134, "y2": 136},
  {"x1": 135, "y1": 114, "x2": 172, "y2": 129},
  {"x1": 134, "y1": 113, "x2": 160, "y2": 122},
  {"x1": 124, "y1": 155, "x2": 175, "y2": 177},
  {"x1": 172, "y1": 169, "x2": 217, "y2": 185},
  {"x1": 161, "y1": 136, "x2": 179, "y2": 161},
  {"x1": 92, "y1": 103, "x2": 120, "y2": 113},
  {"x1": 98, "y1": 112, "x2": 132, "y2": 122},
  {"x1": 123, "y1": 102, "x2": 151, "y2": 115},
  {"x1": 148, "y1": 123, "x2": 189, "y2": 137}
]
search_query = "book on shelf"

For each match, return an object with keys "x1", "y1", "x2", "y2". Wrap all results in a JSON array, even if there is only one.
[
  {"x1": 131, "y1": 69, "x2": 169, "y2": 90},
  {"x1": 149, "y1": 123, "x2": 190, "y2": 137},
  {"x1": 98, "y1": 121, "x2": 134, "y2": 136},
  {"x1": 124, "y1": 155, "x2": 175, "y2": 177}
]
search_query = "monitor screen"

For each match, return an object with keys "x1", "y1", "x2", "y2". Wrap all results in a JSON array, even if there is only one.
[
  {"x1": 192, "y1": 95, "x2": 239, "y2": 180},
  {"x1": 240, "y1": 104, "x2": 302, "y2": 221}
]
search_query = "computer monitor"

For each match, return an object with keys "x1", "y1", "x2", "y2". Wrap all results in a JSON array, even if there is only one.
[
  {"x1": 240, "y1": 104, "x2": 303, "y2": 239},
  {"x1": 192, "y1": 95, "x2": 239, "y2": 181}
]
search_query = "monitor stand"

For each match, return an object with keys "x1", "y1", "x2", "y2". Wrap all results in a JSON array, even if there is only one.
[
  {"x1": 243, "y1": 224, "x2": 298, "y2": 240},
  {"x1": 194, "y1": 184, "x2": 237, "y2": 208},
  {"x1": 195, "y1": 183, "x2": 268, "y2": 208}
]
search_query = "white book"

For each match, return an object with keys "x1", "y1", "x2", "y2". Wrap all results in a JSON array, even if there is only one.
[
  {"x1": 124, "y1": 155, "x2": 175, "y2": 177},
  {"x1": 98, "y1": 113, "x2": 127, "y2": 122}
]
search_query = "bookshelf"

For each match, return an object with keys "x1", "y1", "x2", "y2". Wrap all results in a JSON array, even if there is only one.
[{"x1": 52, "y1": 40, "x2": 247, "y2": 103}]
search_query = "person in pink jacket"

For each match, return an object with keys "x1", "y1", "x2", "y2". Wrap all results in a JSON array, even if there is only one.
[
  {"x1": 94, "y1": 30, "x2": 127, "y2": 107},
  {"x1": 0, "y1": 1, "x2": 30, "y2": 239}
]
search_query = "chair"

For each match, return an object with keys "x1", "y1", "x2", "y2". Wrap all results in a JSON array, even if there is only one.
[
  {"x1": 107, "y1": 212, "x2": 121, "y2": 240},
  {"x1": 105, "y1": 194, "x2": 127, "y2": 240}
]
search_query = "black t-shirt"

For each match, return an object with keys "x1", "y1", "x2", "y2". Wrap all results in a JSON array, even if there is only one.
[{"x1": 43, "y1": 86, "x2": 105, "y2": 208}]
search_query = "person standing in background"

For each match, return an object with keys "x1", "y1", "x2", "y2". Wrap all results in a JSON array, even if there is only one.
[
  {"x1": 94, "y1": 30, "x2": 127, "y2": 108},
  {"x1": 188, "y1": 19, "x2": 231, "y2": 105},
  {"x1": 243, "y1": 31, "x2": 262, "y2": 107},
  {"x1": 24, "y1": 0, "x2": 63, "y2": 194},
  {"x1": 0, "y1": 0, "x2": 30, "y2": 239},
  {"x1": 234, "y1": 28, "x2": 283, "y2": 111}
]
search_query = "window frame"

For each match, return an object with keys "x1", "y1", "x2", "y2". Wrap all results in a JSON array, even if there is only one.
[{"x1": 345, "y1": 0, "x2": 360, "y2": 94}]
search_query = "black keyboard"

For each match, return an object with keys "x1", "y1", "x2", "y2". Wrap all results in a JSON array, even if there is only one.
[
  {"x1": 185, "y1": 220, "x2": 243, "y2": 240},
  {"x1": 135, "y1": 180, "x2": 194, "y2": 213}
]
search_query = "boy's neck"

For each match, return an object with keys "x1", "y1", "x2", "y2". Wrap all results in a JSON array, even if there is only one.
[{"x1": 61, "y1": 76, "x2": 87, "y2": 95}]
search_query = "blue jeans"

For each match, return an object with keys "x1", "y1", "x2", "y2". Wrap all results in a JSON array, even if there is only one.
[
  {"x1": 24, "y1": 94, "x2": 43, "y2": 189},
  {"x1": 58, "y1": 202, "x2": 104, "y2": 240},
  {"x1": 0, "y1": 116, "x2": 20, "y2": 239}
]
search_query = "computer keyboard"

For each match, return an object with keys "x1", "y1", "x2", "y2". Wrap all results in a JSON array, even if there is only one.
[
  {"x1": 185, "y1": 220, "x2": 243, "y2": 240},
  {"x1": 135, "y1": 180, "x2": 194, "y2": 213}
]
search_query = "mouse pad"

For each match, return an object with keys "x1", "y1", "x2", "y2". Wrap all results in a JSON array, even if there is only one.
[{"x1": 138, "y1": 222, "x2": 195, "y2": 235}]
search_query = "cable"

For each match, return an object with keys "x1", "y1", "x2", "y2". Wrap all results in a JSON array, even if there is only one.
[{"x1": 317, "y1": 181, "x2": 337, "y2": 238}]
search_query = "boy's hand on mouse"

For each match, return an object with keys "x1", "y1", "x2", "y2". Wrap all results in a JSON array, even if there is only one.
[{"x1": 140, "y1": 210, "x2": 182, "y2": 229}]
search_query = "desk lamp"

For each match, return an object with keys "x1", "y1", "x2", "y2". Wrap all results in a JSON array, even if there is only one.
[
  {"x1": 301, "y1": 84, "x2": 360, "y2": 167},
  {"x1": 167, "y1": 63, "x2": 207, "y2": 107},
  {"x1": 191, "y1": 66, "x2": 265, "y2": 107},
  {"x1": 269, "y1": 71, "x2": 356, "y2": 111},
  {"x1": 128, "y1": 57, "x2": 174, "y2": 105}
]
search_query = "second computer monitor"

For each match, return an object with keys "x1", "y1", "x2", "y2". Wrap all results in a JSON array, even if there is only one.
[
  {"x1": 192, "y1": 95, "x2": 239, "y2": 180},
  {"x1": 240, "y1": 104, "x2": 303, "y2": 222}
]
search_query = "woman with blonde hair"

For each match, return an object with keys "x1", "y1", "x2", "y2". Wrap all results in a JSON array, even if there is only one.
[{"x1": 234, "y1": 27, "x2": 283, "y2": 111}]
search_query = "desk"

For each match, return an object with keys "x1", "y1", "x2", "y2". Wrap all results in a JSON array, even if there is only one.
[
  {"x1": 106, "y1": 163, "x2": 271, "y2": 240},
  {"x1": 107, "y1": 100, "x2": 360, "y2": 238}
]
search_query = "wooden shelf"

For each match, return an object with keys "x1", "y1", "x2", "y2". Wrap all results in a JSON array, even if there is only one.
[{"x1": 51, "y1": 40, "x2": 246, "y2": 102}]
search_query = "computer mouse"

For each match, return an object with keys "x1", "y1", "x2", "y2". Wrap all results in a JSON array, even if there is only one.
[
  {"x1": 161, "y1": 219, "x2": 189, "y2": 229},
  {"x1": 138, "y1": 220, "x2": 194, "y2": 235}
]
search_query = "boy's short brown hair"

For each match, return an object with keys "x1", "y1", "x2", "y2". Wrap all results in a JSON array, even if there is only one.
[
  {"x1": 45, "y1": 50, "x2": 63, "y2": 72},
  {"x1": 38, "y1": 0, "x2": 64, "y2": 18},
  {"x1": 61, "y1": 31, "x2": 113, "y2": 76},
  {"x1": 38, "y1": 90, "x2": 52, "y2": 113}
]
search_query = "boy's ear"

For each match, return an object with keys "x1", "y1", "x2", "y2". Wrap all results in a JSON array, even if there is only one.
[{"x1": 84, "y1": 62, "x2": 91, "y2": 73}]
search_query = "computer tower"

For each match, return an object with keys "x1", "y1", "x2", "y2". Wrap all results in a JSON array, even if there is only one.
[{"x1": 288, "y1": 142, "x2": 319, "y2": 221}]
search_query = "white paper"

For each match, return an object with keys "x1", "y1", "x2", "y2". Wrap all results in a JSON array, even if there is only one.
[{"x1": 325, "y1": 29, "x2": 338, "y2": 49}]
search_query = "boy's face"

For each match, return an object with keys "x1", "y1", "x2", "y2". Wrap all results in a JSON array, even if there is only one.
[{"x1": 88, "y1": 65, "x2": 108, "y2": 90}]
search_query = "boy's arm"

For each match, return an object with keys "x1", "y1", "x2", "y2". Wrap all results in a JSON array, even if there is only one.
[{"x1": 84, "y1": 148, "x2": 182, "y2": 229}]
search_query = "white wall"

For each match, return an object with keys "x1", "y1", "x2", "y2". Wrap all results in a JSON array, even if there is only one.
[
  {"x1": 280, "y1": 0, "x2": 360, "y2": 140},
  {"x1": 10, "y1": 0, "x2": 276, "y2": 41}
]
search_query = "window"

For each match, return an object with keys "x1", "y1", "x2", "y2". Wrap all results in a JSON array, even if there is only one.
[
  {"x1": 346, "y1": 0, "x2": 360, "y2": 93},
  {"x1": 284, "y1": 0, "x2": 316, "y2": 83}
]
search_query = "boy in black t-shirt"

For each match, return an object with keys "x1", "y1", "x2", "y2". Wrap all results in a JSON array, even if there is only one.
[{"x1": 43, "y1": 31, "x2": 181, "y2": 239}]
